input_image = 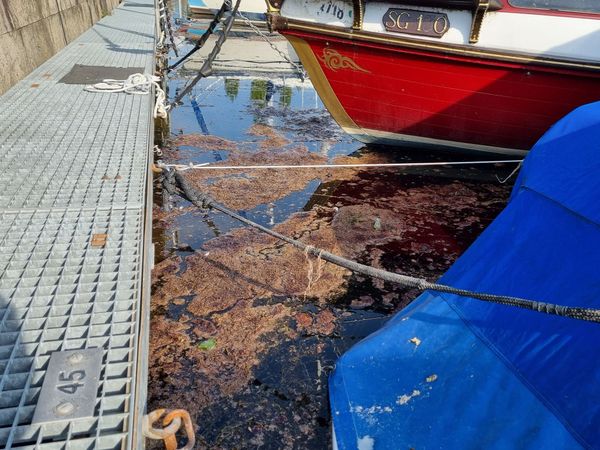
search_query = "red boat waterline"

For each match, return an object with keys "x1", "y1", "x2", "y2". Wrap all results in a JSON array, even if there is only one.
[{"x1": 280, "y1": 28, "x2": 600, "y2": 154}]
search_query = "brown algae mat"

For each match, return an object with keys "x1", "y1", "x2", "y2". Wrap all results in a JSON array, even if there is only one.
[{"x1": 149, "y1": 131, "x2": 513, "y2": 448}]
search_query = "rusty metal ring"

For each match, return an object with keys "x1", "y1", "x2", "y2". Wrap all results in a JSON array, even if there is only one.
[
  {"x1": 163, "y1": 409, "x2": 196, "y2": 450},
  {"x1": 143, "y1": 409, "x2": 182, "y2": 440}
]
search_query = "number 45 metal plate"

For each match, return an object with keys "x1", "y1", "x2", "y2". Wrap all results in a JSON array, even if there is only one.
[{"x1": 32, "y1": 348, "x2": 103, "y2": 424}]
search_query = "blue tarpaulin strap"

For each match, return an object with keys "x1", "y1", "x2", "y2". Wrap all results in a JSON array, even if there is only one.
[{"x1": 329, "y1": 102, "x2": 600, "y2": 450}]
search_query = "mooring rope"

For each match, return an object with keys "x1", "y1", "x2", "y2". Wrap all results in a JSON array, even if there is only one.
[
  {"x1": 159, "y1": 159, "x2": 523, "y2": 171},
  {"x1": 168, "y1": 0, "x2": 231, "y2": 71},
  {"x1": 162, "y1": 168, "x2": 600, "y2": 323},
  {"x1": 163, "y1": 0, "x2": 180, "y2": 56},
  {"x1": 156, "y1": 0, "x2": 167, "y2": 50},
  {"x1": 85, "y1": 73, "x2": 169, "y2": 119},
  {"x1": 171, "y1": 0, "x2": 242, "y2": 107}
]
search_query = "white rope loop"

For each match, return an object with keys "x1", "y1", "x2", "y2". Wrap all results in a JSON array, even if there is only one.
[{"x1": 85, "y1": 73, "x2": 170, "y2": 119}]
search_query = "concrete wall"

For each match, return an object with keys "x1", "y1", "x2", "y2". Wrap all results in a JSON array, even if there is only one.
[{"x1": 0, "y1": 0, "x2": 122, "y2": 94}]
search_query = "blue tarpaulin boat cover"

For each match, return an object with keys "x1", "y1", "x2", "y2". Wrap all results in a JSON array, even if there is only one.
[{"x1": 329, "y1": 102, "x2": 600, "y2": 450}]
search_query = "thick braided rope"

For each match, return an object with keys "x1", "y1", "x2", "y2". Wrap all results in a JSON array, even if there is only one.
[{"x1": 170, "y1": 170, "x2": 600, "y2": 324}]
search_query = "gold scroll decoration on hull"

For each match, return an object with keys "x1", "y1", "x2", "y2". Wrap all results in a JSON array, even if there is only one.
[
  {"x1": 318, "y1": 48, "x2": 370, "y2": 73},
  {"x1": 285, "y1": 35, "x2": 361, "y2": 132}
]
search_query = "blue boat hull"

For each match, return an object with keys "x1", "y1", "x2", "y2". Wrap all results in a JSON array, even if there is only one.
[{"x1": 330, "y1": 102, "x2": 600, "y2": 449}]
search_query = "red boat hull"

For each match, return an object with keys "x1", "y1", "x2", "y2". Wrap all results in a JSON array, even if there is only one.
[{"x1": 282, "y1": 29, "x2": 600, "y2": 153}]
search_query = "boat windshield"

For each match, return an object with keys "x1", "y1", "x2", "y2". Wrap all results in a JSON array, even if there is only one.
[{"x1": 508, "y1": 0, "x2": 600, "y2": 13}]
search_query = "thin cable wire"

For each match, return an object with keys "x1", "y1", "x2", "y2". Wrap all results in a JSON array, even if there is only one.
[
  {"x1": 235, "y1": 10, "x2": 306, "y2": 79},
  {"x1": 159, "y1": 159, "x2": 523, "y2": 171}
]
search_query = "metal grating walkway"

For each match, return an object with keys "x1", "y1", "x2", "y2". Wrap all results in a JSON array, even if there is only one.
[{"x1": 0, "y1": 1, "x2": 156, "y2": 448}]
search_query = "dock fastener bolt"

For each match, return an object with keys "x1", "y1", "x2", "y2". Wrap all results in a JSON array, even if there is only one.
[
  {"x1": 55, "y1": 401, "x2": 76, "y2": 416},
  {"x1": 68, "y1": 353, "x2": 84, "y2": 364}
]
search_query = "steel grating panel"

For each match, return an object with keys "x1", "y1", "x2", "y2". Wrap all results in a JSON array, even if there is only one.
[
  {"x1": 0, "y1": 209, "x2": 143, "y2": 448},
  {"x1": 0, "y1": 90, "x2": 149, "y2": 210},
  {"x1": 0, "y1": 0, "x2": 156, "y2": 448},
  {"x1": 0, "y1": 1, "x2": 155, "y2": 211}
]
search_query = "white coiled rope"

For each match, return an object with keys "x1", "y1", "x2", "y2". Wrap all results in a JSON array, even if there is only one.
[{"x1": 85, "y1": 73, "x2": 170, "y2": 119}]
